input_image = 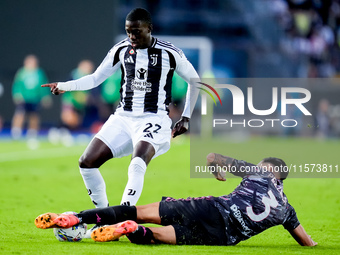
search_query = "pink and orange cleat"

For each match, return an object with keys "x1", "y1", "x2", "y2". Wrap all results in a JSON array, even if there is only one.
[
  {"x1": 35, "y1": 212, "x2": 80, "y2": 229},
  {"x1": 91, "y1": 220, "x2": 138, "y2": 242}
]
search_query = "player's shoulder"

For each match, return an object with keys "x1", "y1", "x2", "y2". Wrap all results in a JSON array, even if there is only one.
[
  {"x1": 108, "y1": 38, "x2": 130, "y2": 53},
  {"x1": 154, "y1": 38, "x2": 184, "y2": 58},
  {"x1": 114, "y1": 38, "x2": 130, "y2": 47}
]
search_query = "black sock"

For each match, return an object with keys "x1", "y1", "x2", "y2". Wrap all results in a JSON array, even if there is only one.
[
  {"x1": 77, "y1": 206, "x2": 137, "y2": 225},
  {"x1": 127, "y1": 226, "x2": 155, "y2": 244}
]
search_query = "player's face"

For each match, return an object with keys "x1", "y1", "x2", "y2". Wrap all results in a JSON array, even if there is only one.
[
  {"x1": 125, "y1": 20, "x2": 152, "y2": 49},
  {"x1": 258, "y1": 161, "x2": 281, "y2": 179},
  {"x1": 258, "y1": 161, "x2": 272, "y2": 170}
]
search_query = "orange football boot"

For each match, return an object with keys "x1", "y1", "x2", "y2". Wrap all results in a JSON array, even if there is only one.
[
  {"x1": 91, "y1": 220, "x2": 138, "y2": 242},
  {"x1": 35, "y1": 212, "x2": 79, "y2": 229}
]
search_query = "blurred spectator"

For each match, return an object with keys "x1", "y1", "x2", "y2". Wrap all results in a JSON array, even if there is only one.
[
  {"x1": 270, "y1": 0, "x2": 292, "y2": 29},
  {"x1": 50, "y1": 59, "x2": 96, "y2": 146},
  {"x1": 11, "y1": 54, "x2": 51, "y2": 147},
  {"x1": 315, "y1": 98, "x2": 331, "y2": 138},
  {"x1": 61, "y1": 60, "x2": 94, "y2": 130},
  {"x1": 308, "y1": 23, "x2": 335, "y2": 77},
  {"x1": 278, "y1": 0, "x2": 339, "y2": 78}
]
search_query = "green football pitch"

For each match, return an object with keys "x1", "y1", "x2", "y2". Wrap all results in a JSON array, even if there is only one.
[{"x1": 0, "y1": 136, "x2": 339, "y2": 254}]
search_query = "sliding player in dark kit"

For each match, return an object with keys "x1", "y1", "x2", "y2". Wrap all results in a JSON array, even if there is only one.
[{"x1": 35, "y1": 153, "x2": 317, "y2": 246}]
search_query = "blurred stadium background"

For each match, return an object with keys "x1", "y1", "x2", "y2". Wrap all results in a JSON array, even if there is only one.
[{"x1": 1, "y1": 0, "x2": 340, "y2": 140}]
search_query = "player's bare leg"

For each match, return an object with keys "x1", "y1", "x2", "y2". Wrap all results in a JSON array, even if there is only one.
[
  {"x1": 149, "y1": 225, "x2": 176, "y2": 244},
  {"x1": 120, "y1": 141, "x2": 155, "y2": 206},
  {"x1": 91, "y1": 202, "x2": 166, "y2": 243},
  {"x1": 132, "y1": 140, "x2": 155, "y2": 164},
  {"x1": 79, "y1": 137, "x2": 113, "y2": 169},
  {"x1": 136, "y1": 202, "x2": 161, "y2": 224},
  {"x1": 73, "y1": 202, "x2": 160, "y2": 242}
]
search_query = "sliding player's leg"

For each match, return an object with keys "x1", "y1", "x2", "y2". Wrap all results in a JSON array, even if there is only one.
[
  {"x1": 91, "y1": 203, "x2": 167, "y2": 243},
  {"x1": 35, "y1": 202, "x2": 161, "y2": 229}
]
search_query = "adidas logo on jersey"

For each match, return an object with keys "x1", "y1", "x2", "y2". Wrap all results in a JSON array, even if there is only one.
[
  {"x1": 144, "y1": 132, "x2": 153, "y2": 139},
  {"x1": 125, "y1": 56, "x2": 134, "y2": 63}
]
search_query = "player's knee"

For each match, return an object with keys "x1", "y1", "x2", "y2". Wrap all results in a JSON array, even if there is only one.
[
  {"x1": 79, "y1": 154, "x2": 94, "y2": 168},
  {"x1": 206, "y1": 153, "x2": 216, "y2": 164}
]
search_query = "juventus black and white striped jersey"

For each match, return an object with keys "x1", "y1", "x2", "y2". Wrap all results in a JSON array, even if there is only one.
[{"x1": 57, "y1": 37, "x2": 200, "y2": 118}]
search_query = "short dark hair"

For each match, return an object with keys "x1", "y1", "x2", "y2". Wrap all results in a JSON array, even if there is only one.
[
  {"x1": 126, "y1": 8, "x2": 152, "y2": 25},
  {"x1": 262, "y1": 157, "x2": 289, "y2": 180}
]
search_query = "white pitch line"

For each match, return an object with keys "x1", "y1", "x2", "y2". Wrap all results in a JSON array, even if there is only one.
[{"x1": 0, "y1": 146, "x2": 83, "y2": 163}]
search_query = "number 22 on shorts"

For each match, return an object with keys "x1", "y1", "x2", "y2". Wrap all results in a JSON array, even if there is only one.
[{"x1": 143, "y1": 123, "x2": 161, "y2": 133}]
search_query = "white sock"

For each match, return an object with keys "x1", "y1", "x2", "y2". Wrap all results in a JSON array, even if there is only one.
[
  {"x1": 79, "y1": 168, "x2": 108, "y2": 208},
  {"x1": 120, "y1": 157, "x2": 147, "y2": 206}
]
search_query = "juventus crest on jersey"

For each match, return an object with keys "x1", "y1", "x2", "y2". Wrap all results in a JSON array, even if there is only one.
[{"x1": 100, "y1": 37, "x2": 198, "y2": 117}]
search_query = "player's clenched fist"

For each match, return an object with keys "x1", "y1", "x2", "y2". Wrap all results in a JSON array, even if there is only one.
[
  {"x1": 41, "y1": 83, "x2": 65, "y2": 95},
  {"x1": 172, "y1": 117, "x2": 189, "y2": 138}
]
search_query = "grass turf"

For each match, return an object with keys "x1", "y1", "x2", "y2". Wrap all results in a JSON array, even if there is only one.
[{"x1": 0, "y1": 136, "x2": 339, "y2": 254}]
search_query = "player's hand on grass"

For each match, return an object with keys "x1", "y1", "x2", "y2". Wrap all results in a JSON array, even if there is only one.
[
  {"x1": 41, "y1": 83, "x2": 65, "y2": 95},
  {"x1": 172, "y1": 117, "x2": 189, "y2": 138},
  {"x1": 310, "y1": 237, "x2": 318, "y2": 246}
]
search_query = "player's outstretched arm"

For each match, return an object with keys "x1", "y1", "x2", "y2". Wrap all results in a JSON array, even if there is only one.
[
  {"x1": 172, "y1": 116, "x2": 189, "y2": 138},
  {"x1": 288, "y1": 224, "x2": 317, "y2": 246},
  {"x1": 206, "y1": 153, "x2": 235, "y2": 181},
  {"x1": 41, "y1": 83, "x2": 65, "y2": 95}
]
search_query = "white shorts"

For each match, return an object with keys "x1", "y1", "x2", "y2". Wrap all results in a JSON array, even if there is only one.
[{"x1": 95, "y1": 113, "x2": 172, "y2": 159}]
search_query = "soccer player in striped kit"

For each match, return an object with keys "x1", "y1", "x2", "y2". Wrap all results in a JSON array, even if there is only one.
[{"x1": 42, "y1": 8, "x2": 199, "y2": 213}]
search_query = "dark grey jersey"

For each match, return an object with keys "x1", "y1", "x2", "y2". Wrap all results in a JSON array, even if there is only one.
[{"x1": 213, "y1": 160, "x2": 300, "y2": 245}]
